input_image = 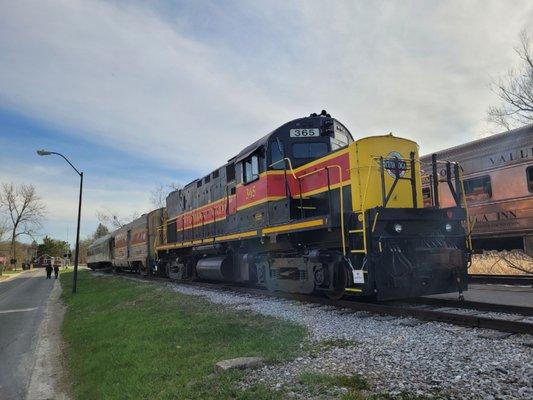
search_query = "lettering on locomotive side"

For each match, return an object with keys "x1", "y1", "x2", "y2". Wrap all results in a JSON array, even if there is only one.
[{"x1": 245, "y1": 186, "x2": 256, "y2": 200}]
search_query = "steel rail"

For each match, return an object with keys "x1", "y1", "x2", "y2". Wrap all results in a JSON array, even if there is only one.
[
  {"x1": 101, "y1": 270, "x2": 533, "y2": 335},
  {"x1": 400, "y1": 297, "x2": 533, "y2": 317},
  {"x1": 468, "y1": 274, "x2": 533, "y2": 286}
]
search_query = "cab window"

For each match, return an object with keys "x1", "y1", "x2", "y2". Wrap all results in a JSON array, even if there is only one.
[
  {"x1": 293, "y1": 142, "x2": 328, "y2": 159},
  {"x1": 243, "y1": 154, "x2": 259, "y2": 184},
  {"x1": 270, "y1": 141, "x2": 284, "y2": 169},
  {"x1": 464, "y1": 175, "x2": 492, "y2": 201},
  {"x1": 331, "y1": 130, "x2": 349, "y2": 150}
]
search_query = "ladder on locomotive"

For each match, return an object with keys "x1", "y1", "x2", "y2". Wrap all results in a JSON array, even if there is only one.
[{"x1": 348, "y1": 210, "x2": 367, "y2": 255}]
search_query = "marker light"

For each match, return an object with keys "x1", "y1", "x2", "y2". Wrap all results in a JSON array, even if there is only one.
[
  {"x1": 445, "y1": 223, "x2": 453, "y2": 233},
  {"x1": 394, "y1": 223, "x2": 403, "y2": 233}
]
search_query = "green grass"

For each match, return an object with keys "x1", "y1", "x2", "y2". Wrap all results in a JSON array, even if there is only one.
[
  {"x1": 297, "y1": 371, "x2": 369, "y2": 399},
  {"x1": 0, "y1": 269, "x2": 21, "y2": 279},
  {"x1": 60, "y1": 270, "x2": 308, "y2": 400},
  {"x1": 3, "y1": 269, "x2": 19, "y2": 274}
]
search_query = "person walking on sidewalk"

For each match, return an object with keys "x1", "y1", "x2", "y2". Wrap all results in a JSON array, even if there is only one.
[{"x1": 53, "y1": 264, "x2": 59, "y2": 279}]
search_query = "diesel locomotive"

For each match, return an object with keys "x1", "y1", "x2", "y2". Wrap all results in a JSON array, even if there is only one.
[{"x1": 88, "y1": 111, "x2": 471, "y2": 300}]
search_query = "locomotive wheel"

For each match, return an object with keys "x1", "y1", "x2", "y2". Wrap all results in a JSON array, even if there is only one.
[{"x1": 326, "y1": 263, "x2": 348, "y2": 300}]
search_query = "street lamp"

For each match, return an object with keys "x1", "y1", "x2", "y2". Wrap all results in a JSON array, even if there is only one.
[{"x1": 37, "y1": 149, "x2": 83, "y2": 293}]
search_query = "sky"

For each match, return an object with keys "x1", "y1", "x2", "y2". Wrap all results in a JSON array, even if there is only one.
[{"x1": 0, "y1": 0, "x2": 532, "y2": 246}]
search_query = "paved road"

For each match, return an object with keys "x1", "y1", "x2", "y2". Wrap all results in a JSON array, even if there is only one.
[{"x1": 0, "y1": 269, "x2": 57, "y2": 400}]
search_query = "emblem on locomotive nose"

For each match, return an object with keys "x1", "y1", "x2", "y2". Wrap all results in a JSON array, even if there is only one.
[{"x1": 384, "y1": 151, "x2": 407, "y2": 177}]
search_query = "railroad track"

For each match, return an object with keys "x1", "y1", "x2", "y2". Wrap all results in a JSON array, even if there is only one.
[
  {"x1": 401, "y1": 297, "x2": 533, "y2": 316},
  {"x1": 99, "y1": 270, "x2": 533, "y2": 335},
  {"x1": 468, "y1": 274, "x2": 533, "y2": 286}
]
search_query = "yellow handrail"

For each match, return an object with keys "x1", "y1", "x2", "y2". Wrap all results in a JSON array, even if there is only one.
[
  {"x1": 458, "y1": 167, "x2": 473, "y2": 250},
  {"x1": 361, "y1": 161, "x2": 375, "y2": 210},
  {"x1": 292, "y1": 164, "x2": 346, "y2": 256},
  {"x1": 269, "y1": 157, "x2": 298, "y2": 180},
  {"x1": 323, "y1": 165, "x2": 346, "y2": 256}
]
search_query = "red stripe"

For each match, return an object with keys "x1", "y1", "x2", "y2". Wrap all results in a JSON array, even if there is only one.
[{"x1": 172, "y1": 151, "x2": 351, "y2": 233}]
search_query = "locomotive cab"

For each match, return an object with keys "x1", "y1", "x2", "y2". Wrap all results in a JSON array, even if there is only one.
[{"x1": 266, "y1": 111, "x2": 353, "y2": 170}]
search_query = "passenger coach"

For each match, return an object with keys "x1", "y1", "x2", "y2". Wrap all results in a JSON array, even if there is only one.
[{"x1": 421, "y1": 124, "x2": 533, "y2": 256}]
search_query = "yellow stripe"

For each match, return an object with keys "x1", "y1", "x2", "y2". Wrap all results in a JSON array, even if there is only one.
[
  {"x1": 296, "y1": 147, "x2": 349, "y2": 170},
  {"x1": 345, "y1": 288, "x2": 362, "y2": 293},
  {"x1": 262, "y1": 218, "x2": 324, "y2": 235},
  {"x1": 156, "y1": 229, "x2": 258, "y2": 251},
  {"x1": 156, "y1": 241, "x2": 192, "y2": 250},
  {"x1": 236, "y1": 180, "x2": 350, "y2": 212},
  {"x1": 214, "y1": 230, "x2": 258, "y2": 241},
  {"x1": 156, "y1": 219, "x2": 326, "y2": 251},
  {"x1": 298, "y1": 180, "x2": 350, "y2": 198},
  {"x1": 236, "y1": 195, "x2": 285, "y2": 211},
  {"x1": 186, "y1": 215, "x2": 227, "y2": 229}
]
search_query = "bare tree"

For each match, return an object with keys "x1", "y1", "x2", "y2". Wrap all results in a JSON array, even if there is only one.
[
  {"x1": 149, "y1": 182, "x2": 182, "y2": 208},
  {"x1": 96, "y1": 208, "x2": 139, "y2": 229},
  {"x1": 0, "y1": 183, "x2": 46, "y2": 273},
  {"x1": 0, "y1": 217, "x2": 8, "y2": 241},
  {"x1": 488, "y1": 30, "x2": 533, "y2": 130}
]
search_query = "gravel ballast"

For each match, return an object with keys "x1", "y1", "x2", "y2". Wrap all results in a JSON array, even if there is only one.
[{"x1": 168, "y1": 283, "x2": 533, "y2": 399}]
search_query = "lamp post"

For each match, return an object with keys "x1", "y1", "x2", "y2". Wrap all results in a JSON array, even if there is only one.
[{"x1": 37, "y1": 150, "x2": 83, "y2": 293}]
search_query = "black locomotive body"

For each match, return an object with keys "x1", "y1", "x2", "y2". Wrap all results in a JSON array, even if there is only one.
[{"x1": 150, "y1": 112, "x2": 470, "y2": 300}]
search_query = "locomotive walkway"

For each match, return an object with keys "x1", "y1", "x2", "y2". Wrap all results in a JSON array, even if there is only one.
[{"x1": 0, "y1": 269, "x2": 66, "y2": 400}]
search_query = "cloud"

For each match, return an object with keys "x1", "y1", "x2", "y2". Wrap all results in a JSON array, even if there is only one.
[
  {"x1": 0, "y1": 0, "x2": 289, "y2": 172},
  {"x1": 1, "y1": 0, "x2": 532, "y2": 168},
  {"x1": 0, "y1": 0, "x2": 532, "y2": 242}
]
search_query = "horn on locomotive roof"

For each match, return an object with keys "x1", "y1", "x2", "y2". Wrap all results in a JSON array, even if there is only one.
[{"x1": 309, "y1": 110, "x2": 332, "y2": 117}]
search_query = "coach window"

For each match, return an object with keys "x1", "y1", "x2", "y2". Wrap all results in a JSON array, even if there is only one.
[
  {"x1": 270, "y1": 140, "x2": 285, "y2": 169},
  {"x1": 527, "y1": 166, "x2": 533, "y2": 193},
  {"x1": 293, "y1": 142, "x2": 329, "y2": 159},
  {"x1": 464, "y1": 175, "x2": 492, "y2": 202},
  {"x1": 243, "y1": 154, "x2": 259, "y2": 184}
]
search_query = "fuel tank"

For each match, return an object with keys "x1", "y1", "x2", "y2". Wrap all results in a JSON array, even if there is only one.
[{"x1": 196, "y1": 256, "x2": 234, "y2": 281}]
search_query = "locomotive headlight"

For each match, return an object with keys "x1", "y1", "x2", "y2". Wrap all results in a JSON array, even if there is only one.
[
  {"x1": 393, "y1": 223, "x2": 403, "y2": 233},
  {"x1": 445, "y1": 223, "x2": 453, "y2": 233}
]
